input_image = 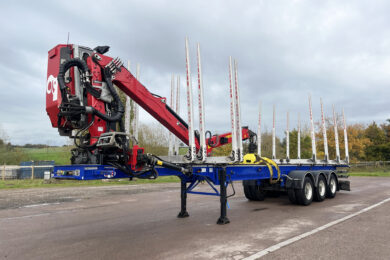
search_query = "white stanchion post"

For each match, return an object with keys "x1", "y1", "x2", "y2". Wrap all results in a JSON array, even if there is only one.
[
  {"x1": 257, "y1": 101, "x2": 262, "y2": 157},
  {"x1": 297, "y1": 113, "x2": 301, "y2": 159},
  {"x1": 343, "y1": 108, "x2": 349, "y2": 163},
  {"x1": 185, "y1": 37, "x2": 196, "y2": 161},
  {"x1": 321, "y1": 98, "x2": 329, "y2": 162},
  {"x1": 286, "y1": 111, "x2": 290, "y2": 161},
  {"x1": 229, "y1": 57, "x2": 238, "y2": 162},
  {"x1": 234, "y1": 60, "x2": 243, "y2": 162},
  {"x1": 174, "y1": 76, "x2": 181, "y2": 156},
  {"x1": 333, "y1": 105, "x2": 340, "y2": 162},
  {"x1": 197, "y1": 43, "x2": 206, "y2": 161},
  {"x1": 272, "y1": 104, "x2": 276, "y2": 160},
  {"x1": 309, "y1": 95, "x2": 317, "y2": 162},
  {"x1": 168, "y1": 74, "x2": 175, "y2": 156}
]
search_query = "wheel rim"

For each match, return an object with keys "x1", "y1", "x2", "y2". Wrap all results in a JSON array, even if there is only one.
[
  {"x1": 330, "y1": 178, "x2": 336, "y2": 194},
  {"x1": 318, "y1": 180, "x2": 326, "y2": 197},
  {"x1": 304, "y1": 182, "x2": 312, "y2": 200}
]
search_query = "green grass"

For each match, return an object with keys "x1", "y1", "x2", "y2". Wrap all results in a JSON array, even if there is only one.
[
  {"x1": 21, "y1": 147, "x2": 72, "y2": 165},
  {"x1": 348, "y1": 171, "x2": 390, "y2": 177},
  {"x1": 348, "y1": 166, "x2": 390, "y2": 177},
  {"x1": 0, "y1": 176, "x2": 180, "y2": 189}
]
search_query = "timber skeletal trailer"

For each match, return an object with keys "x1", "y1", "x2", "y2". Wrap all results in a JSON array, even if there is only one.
[{"x1": 47, "y1": 38, "x2": 350, "y2": 224}]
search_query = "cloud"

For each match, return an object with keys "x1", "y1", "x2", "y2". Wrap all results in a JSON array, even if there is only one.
[{"x1": 0, "y1": 0, "x2": 390, "y2": 145}]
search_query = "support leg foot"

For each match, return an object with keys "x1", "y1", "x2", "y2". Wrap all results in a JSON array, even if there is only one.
[
  {"x1": 177, "y1": 211, "x2": 190, "y2": 218},
  {"x1": 217, "y1": 216, "x2": 230, "y2": 225}
]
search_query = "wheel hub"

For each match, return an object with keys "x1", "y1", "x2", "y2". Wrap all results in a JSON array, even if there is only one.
[
  {"x1": 318, "y1": 180, "x2": 326, "y2": 197},
  {"x1": 304, "y1": 182, "x2": 312, "y2": 200}
]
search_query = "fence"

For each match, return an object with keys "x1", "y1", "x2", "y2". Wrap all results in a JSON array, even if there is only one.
[
  {"x1": 349, "y1": 161, "x2": 390, "y2": 168},
  {"x1": 1, "y1": 164, "x2": 54, "y2": 180},
  {"x1": 1, "y1": 161, "x2": 389, "y2": 180}
]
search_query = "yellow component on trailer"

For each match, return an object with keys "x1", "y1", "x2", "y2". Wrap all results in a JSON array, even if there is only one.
[
  {"x1": 156, "y1": 160, "x2": 163, "y2": 166},
  {"x1": 242, "y1": 154, "x2": 281, "y2": 184},
  {"x1": 243, "y1": 153, "x2": 257, "y2": 164}
]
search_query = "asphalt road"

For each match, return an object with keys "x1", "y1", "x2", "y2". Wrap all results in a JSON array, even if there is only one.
[{"x1": 0, "y1": 177, "x2": 389, "y2": 260}]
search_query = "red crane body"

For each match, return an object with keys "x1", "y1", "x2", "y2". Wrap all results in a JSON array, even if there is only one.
[{"x1": 46, "y1": 44, "x2": 251, "y2": 170}]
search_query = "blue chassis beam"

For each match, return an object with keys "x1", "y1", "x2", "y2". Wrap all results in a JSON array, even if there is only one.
[{"x1": 53, "y1": 164, "x2": 348, "y2": 185}]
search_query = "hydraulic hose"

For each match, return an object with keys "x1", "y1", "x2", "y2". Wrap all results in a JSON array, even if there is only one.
[
  {"x1": 86, "y1": 67, "x2": 124, "y2": 122},
  {"x1": 57, "y1": 58, "x2": 124, "y2": 123},
  {"x1": 58, "y1": 58, "x2": 90, "y2": 103}
]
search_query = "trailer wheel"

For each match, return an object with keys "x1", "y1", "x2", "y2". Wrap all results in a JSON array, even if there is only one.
[
  {"x1": 287, "y1": 189, "x2": 297, "y2": 204},
  {"x1": 243, "y1": 184, "x2": 255, "y2": 200},
  {"x1": 295, "y1": 176, "x2": 314, "y2": 206},
  {"x1": 252, "y1": 186, "x2": 266, "y2": 201},
  {"x1": 314, "y1": 175, "x2": 326, "y2": 202},
  {"x1": 326, "y1": 174, "x2": 337, "y2": 199},
  {"x1": 243, "y1": 184, "x2": 265, "y2": 201},
  {"x1": 266, "y1": 191, "x2": 280, "y2": 198}
]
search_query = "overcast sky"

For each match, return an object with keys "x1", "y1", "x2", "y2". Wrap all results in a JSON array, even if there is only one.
[{"x1": 1, "y1": 0, "x2": 390, "y2": 145}]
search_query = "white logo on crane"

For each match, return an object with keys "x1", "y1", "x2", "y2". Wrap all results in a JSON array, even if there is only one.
[{"x1": 47, "y1": 75, "x2": 58, "y2": 101}]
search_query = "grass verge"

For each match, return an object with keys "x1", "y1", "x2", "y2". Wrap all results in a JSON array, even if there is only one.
[
  {"x1": 348, "y1": 171, "x2": 390, "y2": 177},
  {"x1": 0, "y1": 176, "x2": 180, "y2": 190}
]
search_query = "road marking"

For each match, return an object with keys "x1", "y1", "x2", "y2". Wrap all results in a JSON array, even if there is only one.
[
  {"x1": 22, "y1": 202, "x2": 61, "y2": 208},
  {"x1": 243, "y1": 197, "x2": 390, "y2": 260}
]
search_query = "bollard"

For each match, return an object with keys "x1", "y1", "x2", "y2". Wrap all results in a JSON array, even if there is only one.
[{"x1": 31, "y1": 165, "x2": 34, "y2": 180}]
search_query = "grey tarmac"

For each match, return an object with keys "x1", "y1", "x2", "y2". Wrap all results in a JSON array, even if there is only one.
[{"x1": 0, "y1": 177, "x2": 389, "y2": 260}]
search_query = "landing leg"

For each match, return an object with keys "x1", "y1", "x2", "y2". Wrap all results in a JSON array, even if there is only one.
[
  {"x1": 177, "y1": 178, "x2": 189, "y2": 218},
  {"x1": 217, "y1": 168, "x2": 230, "y2": 225}
]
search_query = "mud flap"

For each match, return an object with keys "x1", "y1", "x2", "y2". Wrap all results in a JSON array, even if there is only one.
[{"x1": 338, "y1": 179, "x2": 350, "y2": 191}]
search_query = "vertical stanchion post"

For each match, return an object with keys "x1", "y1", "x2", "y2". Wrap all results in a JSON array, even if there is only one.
[
  {"x1": 174, "y1": 76, "x2": 181, "y2": 156},
  {"x1": 257, "y1": 101, "x2": 262, "y2": 157},
  {"x1": 217, "y1": 167, "x2": 230, "y2": 225},
  {"x1": 286, "y1": 111, "x2": 290, "y2": 162},
  {"x1": 228, "y1": 57, "x2": 237, "y2": 161},
  {"x1": 309, "y1": 95, "x2": 317, "y2": 162},
  {"x1": 177, "y1": 177, "x2": 189, "y2": 218},
  {"x1": 272, "y1": 104, "x2": 276, "y2": 160},
  {"x1": 168, "y1": 74, "x2": 175, "y2": 156},
  {"x1": 333, "y1": 105, "x2": 340, "y2": 162},
  {"x1": 196, "y1": 43, "x2": 206, "y2": 161},
  {"x1": 31, "y1": 165, "x2": 34, "y2": 180},
  {"x1": 133, "y1": 64, "x2": 140, "y2": 140},
  {"x1": 234, "y1": 60, "x2": 243, "y2": 162},
  {"x1": 125, "y1": 60, "x2": 131, "y2": 135},
  {"x1": 343, "y1": 108, "x2": 349, "y2": 163},
  {"x1": 298, "y1": 113, "x2": 301, "y2": 159},
  {"x1": 185, "y1": 37, "x2": 196, "y2": 161},
  {"x1": 320, "y1": 98, "x2": 329, "y2": 162}
]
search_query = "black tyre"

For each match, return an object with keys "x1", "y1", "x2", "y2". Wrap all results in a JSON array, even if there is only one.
[
  {"x1": 314, "y1": 175, "x2": 326, "y2": 202},
  {"x1": 252, "y1": 186, "x2": 266, "y2": 201},
  {"x1": 295, "y1": 176, "x2": 314, "y2": 206},
  {"x1": 243, "y1": 183, "x2": 265, "y2": 201},
  {"x1": 326, "y1": 174, "x2": 337, "y2": 198},
  {"x1": 266, "y1": 191, "x2": 280, "y2": 198},
  {"x1": 243, "y1": 183, "x2": 255, "y2": 200},
  {"x1": 287, "y1": 189, "x2": 297, "y2": 204}
]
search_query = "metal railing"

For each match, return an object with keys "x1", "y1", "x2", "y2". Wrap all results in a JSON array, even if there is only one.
[
  {"x1": 1, "y1": 165, "x2": 54, "y2": 180},
  {"x1": 349, "y1": 161, "x2": 390, "y2": 168}
]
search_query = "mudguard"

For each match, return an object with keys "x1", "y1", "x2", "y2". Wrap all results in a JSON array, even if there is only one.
[{"x1": 286, "y1": 170, "x2": 337, "y2": 189}]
